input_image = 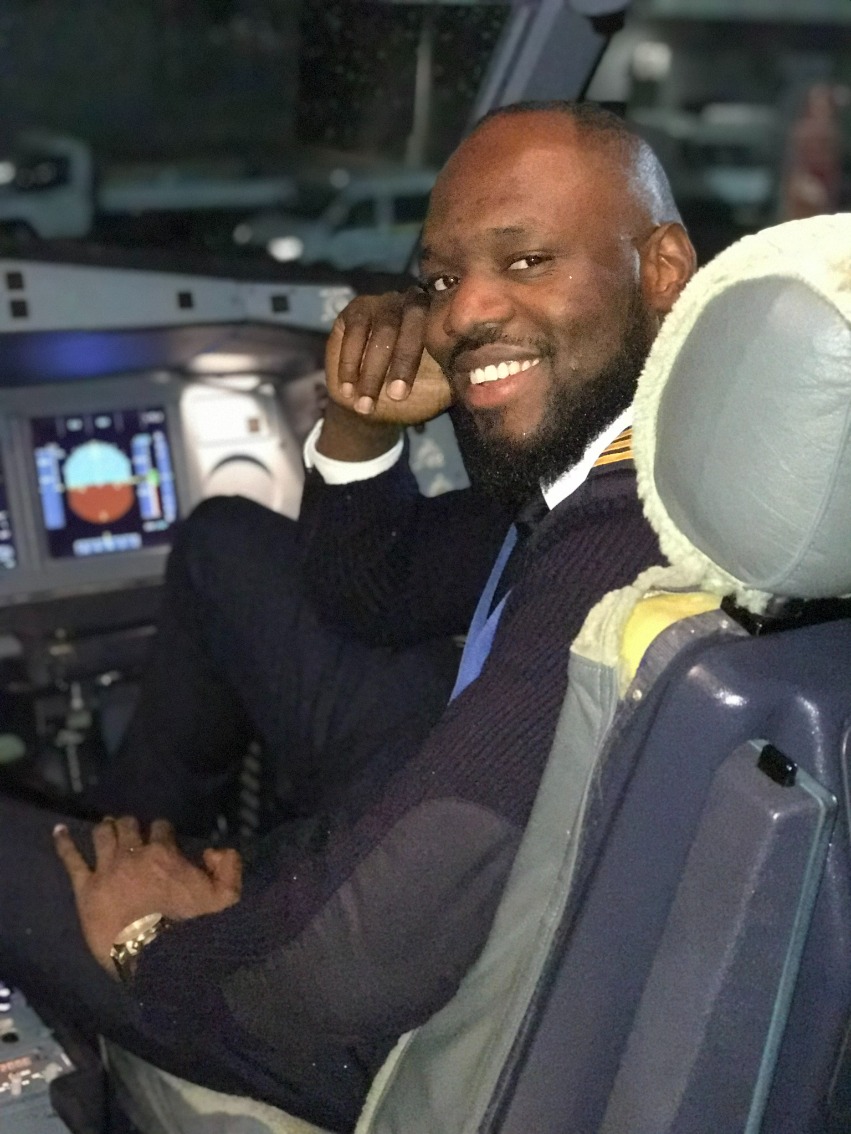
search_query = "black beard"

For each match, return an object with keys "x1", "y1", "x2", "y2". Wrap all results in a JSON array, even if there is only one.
[{"x1": 450, "y1": 294, "x2": 656, "y2": 510}]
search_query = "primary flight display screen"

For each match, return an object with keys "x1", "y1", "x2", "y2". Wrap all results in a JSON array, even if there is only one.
[
  {"x1": 0, "y1": 455, "x2": 17, "y2": 570},
  {"x1": 31, "y1": 407, "x2": 179, "y2": 560}
]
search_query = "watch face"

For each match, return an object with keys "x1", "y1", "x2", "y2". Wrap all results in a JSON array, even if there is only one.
[
  {"x1": 111, "y1": 913, "x2": 172, "y2": 983},
  {"x1": 113, "y1": 912, "x2": 164, "y2": 946}
]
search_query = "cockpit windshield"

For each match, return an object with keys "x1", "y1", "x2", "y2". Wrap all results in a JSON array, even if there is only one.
[
  {"x1": 0, "y1": 1, "x2": 510, "y2": 267},
  {"x1": 0, "y1": 1, "x2": 846, "y2": 267}
]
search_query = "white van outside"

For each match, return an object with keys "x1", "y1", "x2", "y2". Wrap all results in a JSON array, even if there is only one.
[{"x1": 232, "y1": 168, "x2": 437, "y2": 272}]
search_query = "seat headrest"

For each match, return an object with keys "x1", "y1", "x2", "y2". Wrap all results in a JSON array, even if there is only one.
[{"x1": 634, "y1": 214, "x2": 851, "y2": 611}]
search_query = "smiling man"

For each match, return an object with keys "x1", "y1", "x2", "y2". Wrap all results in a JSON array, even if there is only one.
[
  {"x1": 0, "y1": 103, "x2": 695, "y2": 1133},
  {"x1": 328, "y1": 103, "x2": 692, "y2": 500}
]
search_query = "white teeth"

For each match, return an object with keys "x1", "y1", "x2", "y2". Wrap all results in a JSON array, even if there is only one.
[{"x1": 469, "y1": 357, "x2": 540, "y2": 385}]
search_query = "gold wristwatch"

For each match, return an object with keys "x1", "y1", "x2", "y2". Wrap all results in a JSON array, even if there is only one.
[{"x1": 110, "y1": 912, "x2": 174, "y2": 983}]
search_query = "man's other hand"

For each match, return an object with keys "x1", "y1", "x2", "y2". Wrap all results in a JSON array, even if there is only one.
[
  {"x1": 53, "y1": 816, "x2": 242, "y2": 974},
  {"x1": 326, "y1": 287, "x2": 452, "y2": 425}
]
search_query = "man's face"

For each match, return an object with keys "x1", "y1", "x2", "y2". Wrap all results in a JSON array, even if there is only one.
[{"x1": 420, "y1": 113, "x2": 657, "y2": 498}]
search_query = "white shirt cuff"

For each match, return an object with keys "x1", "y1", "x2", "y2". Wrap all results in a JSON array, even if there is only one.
[{"x1": 302, "y1": 418, "x2": 405, "y2": 486}]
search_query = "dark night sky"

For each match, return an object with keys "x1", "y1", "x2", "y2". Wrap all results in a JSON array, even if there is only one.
[
  {"x1": 0, "y1": 1, "x2": 507, "y2": 169},
  {"x1": 296, "y1": 1, "x2": 506, "y2": 165}
]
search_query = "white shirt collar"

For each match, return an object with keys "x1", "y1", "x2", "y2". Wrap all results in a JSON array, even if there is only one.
[{"x1": 541, "y1": 405, "x2": 633, "y2": 511}]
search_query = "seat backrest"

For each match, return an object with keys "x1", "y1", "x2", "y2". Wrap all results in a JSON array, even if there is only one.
[{"x1": 493, "y1": 619, "x2": 851, "y2": 1134}]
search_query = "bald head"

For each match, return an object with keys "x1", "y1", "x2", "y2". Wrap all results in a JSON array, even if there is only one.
[{"x1": 468, "y1": 101, "x2": 682, "y2": 228}]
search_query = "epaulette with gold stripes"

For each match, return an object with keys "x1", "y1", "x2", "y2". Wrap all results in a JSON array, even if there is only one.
[{"x1": 592, "y1": 427, "x2": 634, "y2": 470}]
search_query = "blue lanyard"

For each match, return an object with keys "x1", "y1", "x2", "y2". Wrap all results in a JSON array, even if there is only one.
[{"x1": 449, "y1": 525, "x2": 517, "y2": 702}]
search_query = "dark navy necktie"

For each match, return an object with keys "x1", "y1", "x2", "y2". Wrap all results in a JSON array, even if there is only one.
[
  {"x1": 491, "y1": 488, "x2": 549, "y2": 611},
  {"x1": 448, "y1": 490, "x2": 548, "y2": 702}
]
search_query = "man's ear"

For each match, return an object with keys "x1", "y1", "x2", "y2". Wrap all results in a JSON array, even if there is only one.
[{"x1": 639, "y1": 222, "x2": 697, "y2": 320}]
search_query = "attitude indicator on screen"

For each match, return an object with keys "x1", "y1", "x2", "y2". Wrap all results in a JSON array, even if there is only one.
[{"x1": 31, "y1": 408, "x2": 179, "y2": 560}]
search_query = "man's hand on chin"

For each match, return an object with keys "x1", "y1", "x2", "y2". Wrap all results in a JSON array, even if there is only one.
[
  {"x1": 326, "y1": 287, "x2": 453, "y2": 427},
  {"x1": 53, "y1": 815, "x2": 242, "y2": 975}
]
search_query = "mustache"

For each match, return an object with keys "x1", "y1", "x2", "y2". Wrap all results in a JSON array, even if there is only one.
[{"x1": 445, "y1": 330, "x2": 551, "y2": 375}]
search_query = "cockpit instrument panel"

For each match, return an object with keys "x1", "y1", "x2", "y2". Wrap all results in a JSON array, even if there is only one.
[
  {"x1": 31, "y1": 407, "x2": 179, "y2": 561},
  {"x1": 0, "y1": 375, "x2": 195, "y2": 606},
  {"x1": 0, "y1": 369, "x2": 317, "y2": 608}
]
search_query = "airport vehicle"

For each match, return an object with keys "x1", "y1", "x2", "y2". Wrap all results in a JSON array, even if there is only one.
[
  {"x1": 232, "y1": 168, "x2": 438, "y2": 271},
  {"x1": 0, "y1": 132, "x2": 295, "y2": 244},
  {"x1": 0, "y1": 2, "x2": 849, "y2": 1132}
]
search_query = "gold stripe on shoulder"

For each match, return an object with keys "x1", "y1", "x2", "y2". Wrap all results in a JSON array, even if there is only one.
[
  {"x1": 593, "y1": 450, "x2": 634, "y2": 468},
  {"x1": 593, "y1": 427, "x2": 633, "y2": 468}
]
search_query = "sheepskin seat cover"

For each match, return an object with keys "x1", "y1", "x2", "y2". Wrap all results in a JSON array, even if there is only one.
[{"x1": 633, "y1": 213, "x2": 851, "y2": 610}]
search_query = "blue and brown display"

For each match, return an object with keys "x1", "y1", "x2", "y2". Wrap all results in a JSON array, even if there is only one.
[{"x1": 31, "y1": 408, "x2": 179, "y2": 559}]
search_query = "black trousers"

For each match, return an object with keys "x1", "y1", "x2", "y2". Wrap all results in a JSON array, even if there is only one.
[
  {"x1": 94, "y1": 495, "x2": 461, "y2": 834},
  {"x1": 0, "y1": 495, "x2": 459, "y2": 1092}
]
